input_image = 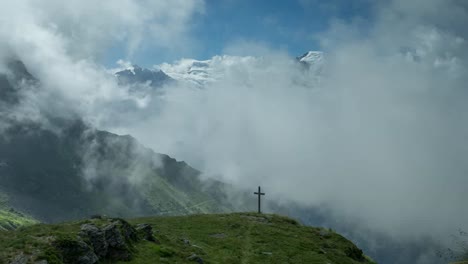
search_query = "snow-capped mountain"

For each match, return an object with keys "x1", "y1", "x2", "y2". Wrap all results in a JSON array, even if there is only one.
[
  {"x1": 154, "y1": 51, "x2": 324, "y2": 87},
  {"x1": 113, "y1": 51, "x2": 324, "y2": 90},
  {"x1": 155, "y1": 55, "x2": 259, "y2": 87},
  {"x1": 115, "y1": 65, "x2": 173, "y2": 88},
  {"x1": 297, "y1": 51, "x2": 324, "y2": 64},
  {"x1": 297, "y1": 51, "x2": 324, "y2": 72}
]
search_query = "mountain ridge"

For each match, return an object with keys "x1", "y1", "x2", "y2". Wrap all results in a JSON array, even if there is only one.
[
  {"x1": 0, "y1": 59, "x2": 236, "y2": 225},
  {"x1": 115, "y1": 64, "x2": 174, "y2": 88},
  {"x1": 114, "y1": 51, "x2": 324, "y2": 88}
]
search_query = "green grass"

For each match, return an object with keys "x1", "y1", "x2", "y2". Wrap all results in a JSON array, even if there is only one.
[
  {"x1": 0, "y1": 209, "x2": 38, "y2": 231},
  {"x1": 0, "y1": 213, "x2": 376, "y2": 264},
  {"x1": 0, "y1": 191, "x2": 39, "y2": 231},
  {"x1": 0, "y1": 218, "x2": 109, "y2": 263},
  {"x1": 124, "y1": 213, "x2": 376, "y2": 264},
  {"x1": 143, "y1": 172, "x2": 231, "y2": 215}
]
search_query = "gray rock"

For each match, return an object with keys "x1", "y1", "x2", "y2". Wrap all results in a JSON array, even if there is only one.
[
  {"x1": 53, "y1": 238, "x2": 98, "y2": 264},
  {"x1": 104, "y1": 223, "x2": 126, "y2": 248},
  {"x1": 80, "y1": 223, "x2": 108, "y2": 258},
  {"x1": 136, "y1": 223, "x2": 158, "y2": 243},
  {"x1": 104, "y1": 223, "x2": 131, "y2": 261},
  {"x1": 9, "y1": 253, "x2": 28, "y2": 264},
  {"x1": 187, "y1": 253, "x2": 204, "y2": 263},
  {"x1": 112, "y1": 218, "x2": 138, "y2": 242}
]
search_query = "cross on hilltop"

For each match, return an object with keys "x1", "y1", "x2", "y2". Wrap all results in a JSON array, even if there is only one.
[{"x1": 254, "y1": 186, "x2": 265, "y2": 214}]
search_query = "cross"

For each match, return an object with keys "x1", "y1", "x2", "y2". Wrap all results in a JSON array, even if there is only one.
[{"x1": 254, "y1": 186, "x2": 265, "y2": 214}]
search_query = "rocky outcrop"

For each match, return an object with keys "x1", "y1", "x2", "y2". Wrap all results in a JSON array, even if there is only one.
[
  {"x1": 187, "y1": 253, "x2": 204, "y2": 263},
  {"x1": 52, "y1": 218, "x2": 155, "y2": 264},
  {"x1": 79, "y1": 224, "x2": 108, "y2": 258},
  {"x1": 102, "y1": 222, "x2": 132, "y2": 261},
  {"x1": 136, "y1": 223, "x2": 158, "y2": 243},
  {"x1": 345, "y1": 245, "x2": 365, "y2": 261},
  {"x1": 52, "y1": 238, "x2": 98, "y2": 264}
]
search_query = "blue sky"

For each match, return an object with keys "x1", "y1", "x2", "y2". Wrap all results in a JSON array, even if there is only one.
[{"x1": 104, "y1": 0, "x2": 373, "y2": 67}]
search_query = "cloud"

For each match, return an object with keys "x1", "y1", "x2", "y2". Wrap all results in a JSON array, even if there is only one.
[
  {"x1": 95, "y1": 0, "x2": 468, "y2": 262},
  {"x1": 0, "y1": 0, "x2": 204, "y2": 129},
  {"x1": 0, "y1": 0, "x2": 204, "y2": 60},
  {"x1": 223, "y1": 39, "x2": 290, "y2": 57},
  {"x1": 0, "y1": 0, "x2": 207, "y2": 222},
  {"x1": 1, "y1": 0, "x2": 468, "y2": 262}
]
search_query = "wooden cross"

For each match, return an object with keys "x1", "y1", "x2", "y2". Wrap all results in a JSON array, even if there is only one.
[{"x1": 254, "y1": 186, "x2": 265, "y2": 214}]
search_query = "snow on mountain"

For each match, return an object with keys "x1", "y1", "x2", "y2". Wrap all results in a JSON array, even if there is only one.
[
  {"x1": 153, "y1": 51, "x2": 324, "y2": 87},
  {"x1": 297, "y1": 51, "x2": 324, "y2": 64},
  {"x1": 154, "y1": 55, "x2": 259, "y2": 87},
  {"x1": 111, "y1": 51, "x2": 324, "y2": 91},
  {"x1": 115, "y1": 64, "x2": 173, "y2": 88}
]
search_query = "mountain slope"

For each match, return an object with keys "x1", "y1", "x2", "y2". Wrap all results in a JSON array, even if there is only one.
[
  {"x1": 297, "y1": 51, "x2": 324, "y2": 65},
  {"x1": 154, "y1": 51, "x2": 324, "y2": 89},
  {"x1": 0, "y1": 120, "x2": 234, "y2": 223},
  {"x1": 0, "y1": 192, "x2": 37, "y2": 231},
  {"x1": 157, "y1": 55, "x2": 266, "y2": 87},
  {"x1": 0, "y1": 60, "x2": 235, "y2": 224},
  {"x1": 0, "y1": 213, "x2": 376, "y2": 264}
]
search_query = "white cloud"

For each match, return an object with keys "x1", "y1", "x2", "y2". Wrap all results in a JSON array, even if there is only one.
[
  {"x1": 102, "y1": 0, "x2": 468, "y2": 256},
  {"x1": 0, "y1": 0, "x2": 205, "y2": 59},
  {"x1": 1, "y1": 0, "x2": 468, "y2": 262},
  {"x1": 0, "y1": 0, "x2": 204, "y2": 128}
]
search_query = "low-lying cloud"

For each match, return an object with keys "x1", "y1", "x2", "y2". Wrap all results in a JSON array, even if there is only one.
[
  {"x1": 1, "y1": 0, "x2": 467, "y2": 263},
  {"x1": 0, "y1": 0, "x2": 204, "y2": 127},
  {"x1": 109, "y1": 1, "x2": 468, "y2": 262}
]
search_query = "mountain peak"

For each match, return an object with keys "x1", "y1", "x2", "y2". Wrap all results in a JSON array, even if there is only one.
[
  {"x1": 131, "y1": 64, "x2": 142, "y2": 73},
  {"x1": 115, "y1": 65, "x2": 173, "y2": 88},
  {"x1": 0, "y1": 60, "x2": 38, "y2": 105},
  {"x1": 297, "y1": 51, "x2": 324, "y2": 63}
]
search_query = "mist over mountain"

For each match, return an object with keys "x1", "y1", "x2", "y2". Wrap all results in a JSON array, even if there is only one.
[
  {"x1": 115, "y1": 65, "x2": 173, "y2": 88},
  {"x1": 0, "y1": 50, "x2": 463, "y2": 264},
  {"x1": 154, "y1": 52, "x2": 323, "y2": 88},
  {"x1": 1, "y1": 1, "x2": 468, "y2": 263},
  {"x1": 0, "y1": 61, "x2": 235, "y2": 224}
]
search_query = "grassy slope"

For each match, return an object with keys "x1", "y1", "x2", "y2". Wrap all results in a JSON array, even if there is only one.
[
  {"x1": 126, "y1": 213, "x2": 376, "y2": 264},
  {"x1": 0, "y1": 122, "x2": 235, "y2": 223},
  {"x1": 143, "y1": 173, "x2": 232, "y2": 216},
  {"x1": 0, "y1": 192, "x2": 38, "y2": 231},
  {"x1": 0, "y1": 213, "x2": 376, "y2": 264},
  {"x1": 0, "y1": 210, "x2": 38, "y2": 231}
]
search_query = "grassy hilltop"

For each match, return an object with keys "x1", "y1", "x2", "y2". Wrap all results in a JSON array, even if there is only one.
[{"x1": 0, "y1": 213, "x2": 375, "y2": 264}]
